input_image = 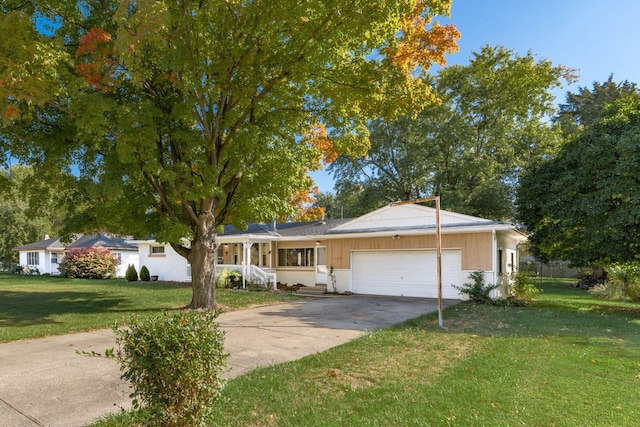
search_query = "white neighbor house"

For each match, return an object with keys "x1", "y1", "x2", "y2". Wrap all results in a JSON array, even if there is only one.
[
  {"x1": 134, "y1": 204, "x2": 527, "y2": 299},
  {"x1": 14, "y1": 234, "x2": 139, "y2": 277}
]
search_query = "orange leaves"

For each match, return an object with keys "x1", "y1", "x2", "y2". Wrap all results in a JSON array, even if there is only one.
[
  {"x1": 304, "y1": 123, "x2": 339, "y2": 165},
  {"x1": 288, "y1": 186, "x2": 325, "y2": 222},
  {"x1": 76, "y1": 28, "x2": 112, "y2": 57},
  {"x1": 3, "y1": 105, "x2": 19, "y2": 122},
  {"x1": 383, "y1": 0, "x2": 460, "y2": 73},
  {"x1": 75, "y1": 27, "x2": 117, "y2": 92}
]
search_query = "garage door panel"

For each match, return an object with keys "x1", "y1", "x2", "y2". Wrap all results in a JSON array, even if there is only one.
[{"x1": 351, "y1": 250, "x2": 462, "y2": 299}]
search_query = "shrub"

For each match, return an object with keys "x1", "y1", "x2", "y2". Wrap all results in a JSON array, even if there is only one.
[
  {"x1": 139, "y1": 265, "x2": 150, "y2": 282},
  {"x1": 125, "y1": 264, "x2": 138, "y2": 282},
  {"x1": 511, "y1": 271, "x2": 541, "y2": 299},
  {"x1": 12, "y1": 265, "x2": 40, "y2": 275},
  {"x1": 453, "y1": 271, "x2": 499, "y2": 304},
  {"x1": 216, "y1": 269, "x2": 242, "y2": 289},
  {"x1": 58, "y1": 247, "x2": 118, "y2": 279},
  {"x1": 491, "y1": 297, "x2": 527, "y2": 307},
  {"x1": 590, "y1": 263, "x2": 640, "y2": 300},
  {"x1": 112, "y1": 311, "x2": 228, "y2": 427}
]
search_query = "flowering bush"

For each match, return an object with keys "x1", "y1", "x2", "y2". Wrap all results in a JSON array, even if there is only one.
[{"x1": 58, "y1": 247, "x2": 118, "y2": 279}]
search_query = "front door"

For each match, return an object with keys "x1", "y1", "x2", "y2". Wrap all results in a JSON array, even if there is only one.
[{"x1": 315, "y1": 246, "x2": 327, "y2": 285}]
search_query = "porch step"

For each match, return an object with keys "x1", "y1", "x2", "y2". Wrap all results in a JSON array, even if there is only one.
[{"x1": 296, "y1": 285, "x2": 327, "y2": 296}]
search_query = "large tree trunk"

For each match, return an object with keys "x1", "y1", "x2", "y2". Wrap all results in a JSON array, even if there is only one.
[{"x1": 187, "y1": 218, "x2": 218, "y2": 310}]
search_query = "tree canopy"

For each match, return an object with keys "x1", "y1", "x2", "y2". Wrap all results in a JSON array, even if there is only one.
[
  {"x1": 517, "y1": 94, "x2": 640, "y2": 266},
  {"x1": 0, "y1": 164, "x2": 72, "y2": 267},
  {"x1": 1, "y1": 0, "x2": 459, "y2": 308},
  {"x1": 555, "y1": 74, "x2": 639, "y2": 134},
  {"x1": 330, "y1": 45, "x2": 575, "y2": 220}
]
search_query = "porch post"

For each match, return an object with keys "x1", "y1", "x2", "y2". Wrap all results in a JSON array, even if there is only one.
[{"x1": 242, "y1": 239, "x2": 247, "y2": 289}]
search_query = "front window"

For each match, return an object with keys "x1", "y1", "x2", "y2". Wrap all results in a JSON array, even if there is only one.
[
  {"x1": 278, "y1": 248, "x2": 315, "y2": 267},
  {"x1": 51, "y1": 252, "x2": 59, "y2": 264},
  {"x1": 27, "y1": 252, "x2": 39, "y2": 266}
]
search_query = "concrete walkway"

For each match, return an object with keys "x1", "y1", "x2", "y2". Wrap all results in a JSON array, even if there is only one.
[{"x1": 0, "y1": 295, "x2": 452, "y2": 426}]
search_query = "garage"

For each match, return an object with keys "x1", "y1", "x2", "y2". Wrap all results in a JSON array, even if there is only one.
[{"x1": 351, "y1": 250, "x2": 463, "y2": 299}]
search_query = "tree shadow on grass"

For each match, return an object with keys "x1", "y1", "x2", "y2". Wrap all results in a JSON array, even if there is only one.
[{"x1": 0, "y1": 290, "x2": 128, "y2": 327}]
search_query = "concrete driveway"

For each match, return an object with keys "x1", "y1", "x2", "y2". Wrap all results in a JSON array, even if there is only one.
[{"x1": 0, "y1": 295, "x2": 455, "y2": 426}]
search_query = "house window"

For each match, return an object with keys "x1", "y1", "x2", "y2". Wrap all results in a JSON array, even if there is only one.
[
  {"x1": 150, "y1": 245, "x2": 165, "y2": 256},
  {"x1": 278, "y1": 248, "x2": 315, "y2": 267},
  {"x1": 498, "y1": 249, "x2": 503, "y2": 275},
  {"x1": 51, "y1": 252, "x2": 59, "y2": 264},
  {"x1": 27, "y1": 252, "x2": 39, "y2": 266}
]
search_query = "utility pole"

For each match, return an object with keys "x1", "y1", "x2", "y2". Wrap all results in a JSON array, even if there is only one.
[{"x1": 391, "y1": 196, "x2": 444, "y2": 328}]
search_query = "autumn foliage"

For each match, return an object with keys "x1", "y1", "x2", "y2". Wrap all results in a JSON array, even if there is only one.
[
  {"x1": 383, "y1": 0, "x2": 460, "y2": 73},
  {"x1": 75, "y1": 27, "x2": 117, "y2": 92},
  {"x1": 58, "y1": 247, "x2": 119, "y2": 279},
  {"x1": 288, "y1": 186, "x2": 325, "y2": 222},
  {"x1": 305, "y1": 123, "x2": 339, "y2": 165}
]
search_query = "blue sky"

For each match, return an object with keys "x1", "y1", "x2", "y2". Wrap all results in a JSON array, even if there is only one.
[{"x1": 310, "y1": 0, "x2": 640, "y2": 192}]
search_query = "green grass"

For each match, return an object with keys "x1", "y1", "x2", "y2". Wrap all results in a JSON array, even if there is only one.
[
  {"x1": 0, "y1": 274, "x2": 299, "y2": 343},
  {"x1": 97, "y1": 277, "x2": 640, "y2": 426}
]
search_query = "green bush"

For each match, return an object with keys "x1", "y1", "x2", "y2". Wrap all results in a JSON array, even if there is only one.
[
  {"x1": 216, "y1": 269, "x2": 242, "y2": 289},
  {"x1": 490, "y1": 297, "x2": 527, "y2": 307},
  {"x1": 511, "y1": 271, "x2": 541, "y2": 299},
  {"x1": 453, "y1": 271, "x2": 499, "y2": 304},
  {"x1": 125, "y1": 264, "x2": 138, "y2": 282},
  {"x1": 590, "y1": 263, "x2": 640, "y2": 300},
  {"x1": 139, "y1": 265, "x2": 150, "y2": 282},
  {"x1": 58, "y1": 247, "x2": 117, "y2": 279},
  {"x1": 112, "y1": 311, "x2": 228, "y2": 427}
]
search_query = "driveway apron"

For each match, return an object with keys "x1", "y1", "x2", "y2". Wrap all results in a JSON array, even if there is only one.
[{"x1": 0, "y1": 295, "x2": 453, "y2": 426}]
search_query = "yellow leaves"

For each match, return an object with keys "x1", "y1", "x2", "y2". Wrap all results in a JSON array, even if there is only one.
[{"x1": 379, "y1": 1, "x2": 460, "y2": 74}]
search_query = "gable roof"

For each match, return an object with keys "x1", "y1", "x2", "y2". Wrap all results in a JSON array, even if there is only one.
[
  {"x1": 14, "y1": 233, "x2": 137, "y2": 252},
  {"x1": 13, "y1": 236, "x2": 65, "y2": 252},
  {"x1": 327, "y1": 204, "x2": 518, "y2": 236},
  {"x1": 67, "y1": 234, "x2": 137, "y2": 251}
]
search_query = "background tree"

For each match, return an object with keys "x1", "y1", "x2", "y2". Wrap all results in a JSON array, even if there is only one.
[
  {"x1": 555, "y1": 75, "x2": 639, "y2": 134},
  {"x1": 517, "y1": 95, "x2": 640, "y2": 266},
  {"x1": 0, "y1": 164, "x2": 71, "y2": 268},
  {"x1": 1, "y1": 0, "x2": 459, "y2": 309},
  {"x1": 331, "y1": 45, "x2": 575, "y2": 220}
]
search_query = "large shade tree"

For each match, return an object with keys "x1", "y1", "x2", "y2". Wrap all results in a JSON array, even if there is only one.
[
  {"x1": 330, "y1": 45, "x2": 575, "y2": 220},
  {"x1": 0, "y1": 0, "x2": 459, "y2": 308},
  {"x1": 517, "y1": 94, "x2": 640, "y2": 266}
]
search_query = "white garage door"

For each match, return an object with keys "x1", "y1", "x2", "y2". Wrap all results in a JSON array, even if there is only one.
[{"x1": 351, "y1": 250, "x2": 463, "y2": 299}]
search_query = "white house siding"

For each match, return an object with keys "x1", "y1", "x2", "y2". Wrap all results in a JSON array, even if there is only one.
[
  {"x1": 20, "y1": 250, "x2": 47, "y2": 274},
  {"x1": 115, "y1": 251, "x2": 139, "y2": 278},
  {"x1": 495, "y1": 231, "x2": 522, "y2": 297},
  {"x1": 136, "y1": 242, "x2": 190, "y2": 282}
]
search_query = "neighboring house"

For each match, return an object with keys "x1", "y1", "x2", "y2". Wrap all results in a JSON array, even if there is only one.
[
  {"x1": 66, "y1": 234, "x2": 139, "y2": 278},
  {"x1": 14, "y1": 234, "x2": 139, "y2": 278},
  {"x1": 134, "y1": 204, "x2": 527, "y2": 299},
  {"x1": 14, "y1": 235, "x2": 65, "y2": 275}
]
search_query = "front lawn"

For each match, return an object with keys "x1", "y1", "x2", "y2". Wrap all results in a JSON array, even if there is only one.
[
  {"x1": 0, "y1": 274, "x2": 299, "y2": 343},
  {"x1": 98, "y1": 278, "x2": 640, "y2": 426}
]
